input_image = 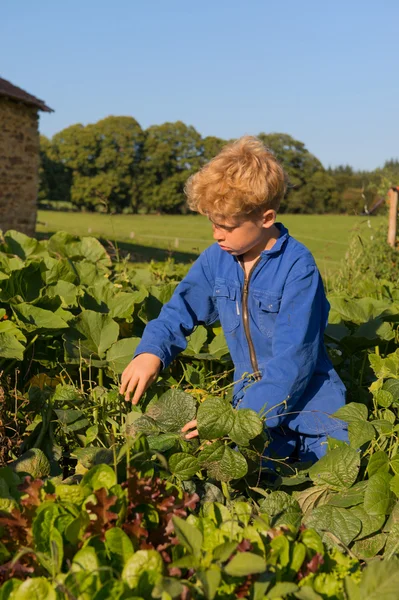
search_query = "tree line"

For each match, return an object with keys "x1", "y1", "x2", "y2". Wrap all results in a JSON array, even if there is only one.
[{"x1": 39, "y1": 116, "x2": 399, "y2": 214}]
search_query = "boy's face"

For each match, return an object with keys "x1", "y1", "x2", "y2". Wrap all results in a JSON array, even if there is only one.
[{"x1": 209, "y1": 210, "x2": 277, "y2": 259}]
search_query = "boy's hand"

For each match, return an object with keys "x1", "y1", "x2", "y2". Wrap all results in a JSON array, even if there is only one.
[
  {"x1": 181, "y1": 419, "x2": 198, "y2": 439},
  {"x1": 120, "y1": 353, "x2": 161, "y2": 404}
]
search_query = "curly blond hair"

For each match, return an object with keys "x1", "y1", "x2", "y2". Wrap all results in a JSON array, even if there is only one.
[{"x1": 185, "y1": 135, "x2": 287, "y2": 219}]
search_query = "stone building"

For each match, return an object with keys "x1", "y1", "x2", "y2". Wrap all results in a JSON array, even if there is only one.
[{"x1": 0, "y1": 78, "x2": 53, "y2": 236}]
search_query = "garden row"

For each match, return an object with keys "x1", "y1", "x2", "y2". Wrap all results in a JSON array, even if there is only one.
[{"x1": 1, "y1": 229, "x2": 399, "y2": 598}]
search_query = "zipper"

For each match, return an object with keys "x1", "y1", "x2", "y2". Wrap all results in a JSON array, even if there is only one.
[{"x1": 240, "y1": 257, "x2": 262, "y2": 380}]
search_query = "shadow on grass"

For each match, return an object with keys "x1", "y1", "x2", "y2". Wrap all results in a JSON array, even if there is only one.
[{"x1": 35, "y1": 232, "x2": 200, "y2": 264}]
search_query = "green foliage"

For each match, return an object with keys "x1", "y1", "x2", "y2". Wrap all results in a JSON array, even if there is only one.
[
  {"x1": 39, "y1": 119, "x2": 382, "y2": 215},
  {"x1": 12, "y1": 449, "x2": 50, "y2": 479},
  {"x1": 3, "y1": 227, "x2": 399, "y2": 597},
  {"x1": 49, "y1": 117, "x2": 145, "y2": 212}
]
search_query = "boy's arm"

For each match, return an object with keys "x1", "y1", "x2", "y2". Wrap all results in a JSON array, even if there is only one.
[
  {"x1": 133, "y1": 250, "x2": 218, "y2": 368},
  {"x1": 237, "y1": 261, "x2": 327, "y2": 426}
]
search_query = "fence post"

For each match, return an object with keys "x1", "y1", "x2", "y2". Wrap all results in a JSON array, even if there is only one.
[{"x1": 387, "y1": 187, "x2": 399, "y2": 248}]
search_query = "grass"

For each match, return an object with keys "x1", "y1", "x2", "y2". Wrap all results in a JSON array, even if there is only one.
[{"x1": 36, "y1": 211, "x2": 385, "y2": 274}]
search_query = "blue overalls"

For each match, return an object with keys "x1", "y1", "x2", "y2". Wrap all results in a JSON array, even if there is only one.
[{"x1": 134, "y1": 223, "x2": 347, "y2": 461}]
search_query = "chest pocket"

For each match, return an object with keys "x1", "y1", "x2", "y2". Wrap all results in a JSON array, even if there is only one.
[
  {"x1": 253, "y1": 292, "x2": 281, "y2": 337},
  {"x1": 213, "y1": 283, "x2": 240, "y2": 333}
]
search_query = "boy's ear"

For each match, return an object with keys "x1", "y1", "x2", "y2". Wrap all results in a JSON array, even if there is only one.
[{"x1": 261, "y1": 209, "x2": 276, "y2": 228}]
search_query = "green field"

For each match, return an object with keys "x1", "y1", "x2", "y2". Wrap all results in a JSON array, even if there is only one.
[{"x1": 36, "y1": 211, "x2": 384, "y2": 274}]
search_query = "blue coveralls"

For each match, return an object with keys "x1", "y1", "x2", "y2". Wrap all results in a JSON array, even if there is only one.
[{"x1": 134, "y1": 223, "x2": 347, "y2": 462}]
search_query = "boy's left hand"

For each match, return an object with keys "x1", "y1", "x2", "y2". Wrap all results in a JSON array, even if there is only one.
[{"x1": 181, "y1": 419, "x2": 198, "y2": 439}]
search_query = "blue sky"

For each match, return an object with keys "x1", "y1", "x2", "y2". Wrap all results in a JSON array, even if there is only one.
[{"x1": 2, "y1": 0, "x2": 398, "y2": 171}]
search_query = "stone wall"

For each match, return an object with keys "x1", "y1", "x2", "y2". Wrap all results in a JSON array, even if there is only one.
[{"x1": 0, "y1": 98, "x2": 39, "y2": 236}]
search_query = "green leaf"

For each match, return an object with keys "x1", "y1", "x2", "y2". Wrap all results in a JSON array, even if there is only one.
[
  {"x1": 267, "y1": 583, "x2": 299, "y2": 598},
  {"x1": 197, "y1": 441, "x2": 225, "y2": 467},
  {"x1": 348, "y1": 419, "x2": 376, "y2": 448},
  {"x1": 259, "y1": 491, "x2": 301, "y2": 520},
  {"x1": 55, "y1": 484, "x2": 87, "y2": 505},
  {"x1": 49, "y1": 528, "x2": 63, "y2": 575},
  {"x1": 384, "y1": 523, "x2": 399, "y2": 558},
  {"x1": 47, "y1": 280, "x2": 79, "y2": 307},
  {"x1": 308, "y1": 446, "x2": 360, "y2": 491},
  {"x1": 147, "y1": 389, "x2": 197, "y2": 433},
  {"x1": 383, "y1": 379, "x2": 399, "y2": 404},
  {"x1": 13, "y1": 577, "x2": 56, "y2": 600},
  {"x1": 108, "y1": 289, "x2": 148, "y2": 320},
  {"x1": 152, "y1": 576, "x2": 184, "y2": 600},
  {"x1": 185, "y1": 326, "x2": 208, "y2": 354},
  {"x1": 390, "y1": 474, "x2": 399, "y2": 498},
  {"x1": 64, "y1": 310, "x2": 119, "y2": 360},
  {"x1": 169, "y1": 453, "x2": 200, "y2": 480},
  {"x1": 372, "y1": 419, "x2": 394, "y2": 435},
  {"x1": 208, "y1": 331, "x2": 229, "y2": 359},
  {"x1": 328, "y1": 297, "x2": 369, "y2": 324},
  {"x1": 350, "y1": 506, "x2": 385, "y2": 539},
  {"x1": 369, "y1": 352, "x2": 399, "y2": 380},
  {"x1": 13, "y1": 303, "x2": 69, "y2": 332},
  {"x1": 391, "y1": 457, "x2": 399, "y2": 475},
  {"x1": 304, "y1": 505, "x2": 362, "y2": 546},
  {"x1": 367, "y1": 451, "x2": 390, "y2": 477},
  {"x1": 147, "y1": 433, "x2": 179, "y2": 452},
  {"x1": 327, "y1": 481, "x2": 368, "y2": 508},
  {"x1": 129, "y1": 415, "x2": 161, "y2": 436},
  {"x1": 82, "y1": 464, "x2": 117, "y2": 491},
  {"x1": 54, "y1": 408, "x2": 85, "y2": 425},
  {"x1": 172, "y1": 515, "x2": 203, "y2": 556},
  {"x1": 52, "y1": 384, "x2": 82, "y2": 403},
  {"x1": 224, "y1": 552, "x2": 266, "y2": 577},
  {"x1": 197, "y1": 397, "x2": 235, "y2": 439},
  {"x1": 4, "y1": 230, "x2": 47, "y2": 259},
  {"x1": 105, "y1": 527, "x2": 134, "y2": 567},
  {"x1": 358, "y1": 556, "x2": 399, "y2": 599},
  {"x1": 334, "y1": 402, "x2": 368, "y2": 423},
  {"x1": 0, "y1": 332, "x2": 25, "y2": 360},
  {"x1": 122, "y1": 550, "x2": 163, "y2": 590},
  {"x1": 0, "y1": 580, "x2": 22, "y2": 600},
  {"x1": 375, "y1": 389, "x2": 393, "y2": 408},
  {"x1": 295, "y1": 587, "x2": 323, "y2": 600},
  {"x1": 364, "y1": 472, "x2": 394, "y2": 515},
  {"x1": 32, "y1": 503, "x2": 60, "y2": 554},
  {"x1": 71, "y1": 546, "x2": 99, "y2": 572},
  {"x1": 229, "y1": 409, "x2": 263, "y2": 446},
  {"x1": 206, "y1": 446, "x2": 248, "y2": 482},
  {"x1": 197, "y1": 567, "x2": 221, "y2": 600},
  {"x1": 352, "y1": 533, "x2": 387, "y2": 559},
  {"x1": 106, "y1": 337, "x2": 141, "y2": 374},
  {"x1": 48, "y1": 231, "x2": 110, "y2": 265},
  {"x1": 212, "y1": 541, "x2": 238, "y2": 562}
]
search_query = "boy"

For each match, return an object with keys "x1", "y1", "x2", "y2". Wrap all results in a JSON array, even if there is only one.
[{"x1": 120, "y1": 136, "x2": 347, "y2": 462}]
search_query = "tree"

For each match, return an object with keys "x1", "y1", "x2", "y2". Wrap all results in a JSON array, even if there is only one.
[
  {"x1": 51, "y1": 117, "x2": 145, "y2": 212},
  {"x1": 257, "y1": 132, "x2": 323, "y2": 212},
  {"x1": 201, "y1": 136, "x2": 227, "y2": 162},
  {"x1": 141, "y1": 122, "x2": 203, "y2": 213},
  {"x1": 38, "y1": 135, "x2": 72, "y2": 204},
  {"x1": 293, "y1": 171, "x2": 339, "y2": 214}
]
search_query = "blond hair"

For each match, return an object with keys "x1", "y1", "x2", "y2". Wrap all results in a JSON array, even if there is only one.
[{"x1": 185, "y1": 135, "x2": 287, "y2": 219}]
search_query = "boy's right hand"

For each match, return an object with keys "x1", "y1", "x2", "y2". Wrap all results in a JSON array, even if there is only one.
[{"x1": 119, "y1": 353, "x2": 162, "y2": 404}]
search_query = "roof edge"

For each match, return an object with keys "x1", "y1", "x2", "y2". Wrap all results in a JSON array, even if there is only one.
[{"x1": 0, "y1": 77, "x2": 54, "y2": 112}]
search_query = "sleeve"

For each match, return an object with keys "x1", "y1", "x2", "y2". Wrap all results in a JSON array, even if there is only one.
[
  {"x1": 133, "y1": 250, "x2": 218, "y2": 369},
  {"x1": 237, "y1": 261, "x2": 327, "y2": 427}
]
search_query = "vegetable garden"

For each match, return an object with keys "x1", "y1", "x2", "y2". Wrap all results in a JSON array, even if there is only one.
[{"x1": 1, "y1": 228, "x2": 399, "y2": 599}]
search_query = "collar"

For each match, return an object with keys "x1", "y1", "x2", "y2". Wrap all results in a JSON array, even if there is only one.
[{"x1": 260, "y1": 222, "x2": 289, "y2": 256}]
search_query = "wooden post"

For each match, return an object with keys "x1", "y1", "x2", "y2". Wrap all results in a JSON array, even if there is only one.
[{"x1": 387, "y1": 187, "x2": 398, "y2": 248}]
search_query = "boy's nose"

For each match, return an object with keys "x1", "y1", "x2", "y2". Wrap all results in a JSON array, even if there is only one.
[{"x1": 212, "y1": 224, "x2": 225, "y2": 242}]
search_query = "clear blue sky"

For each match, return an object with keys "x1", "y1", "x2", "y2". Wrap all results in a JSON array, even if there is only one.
[{"x1": 2, "y1": 0, "x2": 398, "y2": 171}]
